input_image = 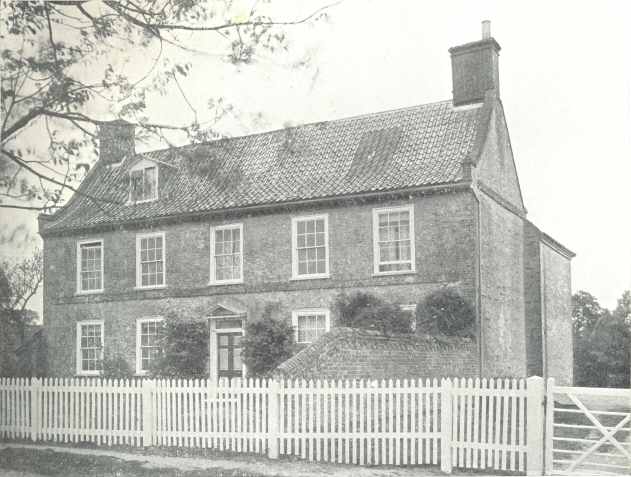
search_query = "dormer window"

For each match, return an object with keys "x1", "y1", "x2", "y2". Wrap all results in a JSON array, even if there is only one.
[{"x1": 129, "y1": 162, "x2": 157, "y2": 203}]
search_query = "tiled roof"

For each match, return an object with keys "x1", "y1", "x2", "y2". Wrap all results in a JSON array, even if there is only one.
[
  {"x1": 40, "y1": 99, "x2": 487, "y2": 234},
  {"x1": 275, "y1": 327, "x2": 477, "y2": 381}
]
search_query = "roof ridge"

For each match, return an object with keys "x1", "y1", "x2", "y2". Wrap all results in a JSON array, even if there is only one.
[{"x1": 137, "y1": 99, "x2": 456, "y2": 158}]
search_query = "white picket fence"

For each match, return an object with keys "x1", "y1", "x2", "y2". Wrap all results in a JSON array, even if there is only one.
[{"x1": 0, "y1": 376, "x2": 544, "y2": 473}]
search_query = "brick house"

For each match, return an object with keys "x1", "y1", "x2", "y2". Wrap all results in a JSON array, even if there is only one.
[{"x1": 38, "y1": 26, "x2": 575, "y2": 384}]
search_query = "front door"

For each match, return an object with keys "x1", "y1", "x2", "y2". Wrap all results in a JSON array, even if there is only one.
[{"x1": 217, "y1": 332, "x2": 243, "y2": 379}]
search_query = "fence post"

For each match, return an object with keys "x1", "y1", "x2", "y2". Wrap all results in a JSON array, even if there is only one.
[
  {"x1": 142, "y1": 379, "x2": 155, "y2": 447},
  {"x1": 30, "y1": 377, "x2": 41, "y2": 442},
  {"x1": 526, "y1": 376, "x2": 545, "y2": 475},
  {"x1": 544, "y1": 378, "x2": 555, "y2": 476},
  {"x1": 267, "y1": 379, "x2": 281, "y2": 459},
  {"x1": 440, "y1": 377, "x2": 453, "y2": 474}
]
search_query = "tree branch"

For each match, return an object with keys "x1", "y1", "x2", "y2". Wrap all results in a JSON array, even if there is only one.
[
  {"x1": 104, "y1": 1, "x2": 340, "y2": 33},
  {"x1": 1, "y1": 148, "x2": 122, "y2": 207}
]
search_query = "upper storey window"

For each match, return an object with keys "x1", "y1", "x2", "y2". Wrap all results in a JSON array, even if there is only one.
[
  {"x1": 210, "y1": 224, "x2": 243, "y2": 285},
  {"x1": 130, "y1": 161, "x2": 157, "y2": 203},
  {"x1": 291, "y1": 214, "x2": 329, "y2": 280},
  {"x1": 136, "y1": 232, "x2": 166, "y2": 289},
  {"x1": 76, "y1": 240, "x2": 103, "y2": 294},
  {"x1": 373, "y1": 205, "x2": 415, "y2": 275}
]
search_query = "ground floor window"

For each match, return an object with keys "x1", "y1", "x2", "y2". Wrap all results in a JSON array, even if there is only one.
[
  {"x1": 292, "y1": 309, "x2": 330, "y2": 344},
  {"x1": 136, "y1": 317, "x2": 163, "y2": 375},
  {"x1": 76, "y1": 320, "x2": 103, "y2": 375}
]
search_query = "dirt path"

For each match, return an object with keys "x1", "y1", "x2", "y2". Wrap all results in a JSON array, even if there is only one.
[{"x1": 0, "y1": 443, "x2": 451, "y2": 477}]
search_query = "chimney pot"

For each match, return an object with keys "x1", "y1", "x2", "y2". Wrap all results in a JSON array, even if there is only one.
[
  {"x1": 482, "y1": 20, "x2": 491, "y2": 39},
  {"x1": 98, "y1": 120, "x2": 135, "y2": 165}
]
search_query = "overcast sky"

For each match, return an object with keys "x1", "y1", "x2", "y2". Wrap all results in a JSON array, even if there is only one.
[{"x1": 2, "y1": 0, "x2": 630, "y2": 315}]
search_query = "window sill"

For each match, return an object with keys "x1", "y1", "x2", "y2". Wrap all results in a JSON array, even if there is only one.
[
  {"x1": 134, "y1": 284, "x2": 167, "y2": 291},
  {"x1": 372, "y1": 269, "x2": 416, "y2": 277},
  {"x1": 208, "y1": 279, "x2": 244, "y2": 287},
  {"x1": 290, "y1": 274, "x2": 330, "y2": 281},
  {"x1": 76, "y1": 372, "x2": 101, "y2": 377},
  {"x1": 75, "y1": 289, "x2": 104, "y2": 296}
]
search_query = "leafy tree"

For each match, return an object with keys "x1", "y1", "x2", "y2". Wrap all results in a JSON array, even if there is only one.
[
  {"x1": 241, "y1": 304, "x2": 295, "y2": 377},
  {"x1": 150, "y1": 312, "x2": 209, "y2": 378},
  {"x1": 572, "y1": 290, "x2": 606, "y2": 337},
  {"x1": 1, "y1": 0, "x2": 335, "y2": 211},
  {"x1": 0, "y1": 249, "x2": 43, "y2": 318},
  {"x1": 572, "y1": 290, "x2": 630, "y2": 387},
  {"x1": 0, "y1": 250, "x2": 43, "y2": 375},
  {"x1": 415, "y1": 286, "x2": 475, "y2": 337},
  {"x1": 334, "y1": 291, "x2": 413, "y2": 336}
]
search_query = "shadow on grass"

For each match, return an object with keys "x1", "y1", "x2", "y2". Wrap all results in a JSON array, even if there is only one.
[{"x1": 0, "y1": 447, "x2": 274, "y2": 477}]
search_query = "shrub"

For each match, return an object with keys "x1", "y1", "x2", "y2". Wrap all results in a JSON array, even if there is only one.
[
  {"x1": 416, "y1": 286, "x2": 475, "y2": 336},
  {"x1": 150, "y1": 314, "x2": 209, "y2": 378},
  {"x1": 101, "y1": 355, "x2": 132, "y2": 379},
  {"x1": 241, "y1": 305, "x2": 295, "y2": 377},
  {"x1": 335, "y1": 291, "x2": 412, "y2": 335}
]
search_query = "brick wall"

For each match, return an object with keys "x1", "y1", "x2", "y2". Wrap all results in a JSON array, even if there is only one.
[
  {"x1": 540, "y1": 242, "x2": 573, "y2": 385},
  {"x1": 478, "y1": 191, "x2": 527, "y2": 378},
  {"x1": 276, "y1": 327, "x2": 479, "y2": 381},
  {"x1": 474, "y1": 106, "x2": 525, "y2": 212},
  {"x1": 43, "y1": 191, "x2": 479, "y2": 376},
  {"x1": 523, "y1": 222, "x2": 543, "y2": 376}
]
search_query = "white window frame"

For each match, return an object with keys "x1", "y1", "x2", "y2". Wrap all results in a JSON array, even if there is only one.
[
  {"x1": 76, "y1": 239, "x2": 104, "y2": 294},
  {"x1": 135, "y1": 316, "x2": 163, "y2": 375},
  {"x1": 291, "y1": 308, "x2": 331, "y2": 344},
  {"x1": 209, "y1": 223, "x2": 244, "y2": 285},
  {"x1": 135, "y1": 231, "x2": 166, "y2": 289},
  {"x1": 129, "y1": 159, "x2": 158, "y2": 204},
  {"x1": 372, "y1": 204, "x2": 416, "y2": 275},
  {"x1": 76, "y1": 320, "x2": 104, "y2": 376},
  {"x1": 291, "y1": 214, "x2": 330, "y2": 280}
]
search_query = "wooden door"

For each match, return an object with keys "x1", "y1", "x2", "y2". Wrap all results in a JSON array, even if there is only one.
[{"x1": 217, "y1": 332, "x2": 243, "y2": 379}]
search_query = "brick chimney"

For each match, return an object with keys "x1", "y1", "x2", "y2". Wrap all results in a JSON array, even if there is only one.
[
  {"x1": 449, "y1": 20, "x2": 501, "y2": 106},
  {"x1": 98, "y1": 119, "x2": 135, "y2": 165}
]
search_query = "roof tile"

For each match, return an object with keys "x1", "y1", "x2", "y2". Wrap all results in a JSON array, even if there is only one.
[{"x1": 41, "y1": 100, "x2": 484, "y2": 233}]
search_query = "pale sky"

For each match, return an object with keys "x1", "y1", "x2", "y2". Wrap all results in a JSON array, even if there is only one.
[{"x1": 2, "y1": 0, "x2": 630, "y2": 315}]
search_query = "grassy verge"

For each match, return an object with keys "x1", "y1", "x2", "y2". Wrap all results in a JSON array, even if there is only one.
[{"x1": 0, "y1": 447, "x2": 271, "y2": 477}]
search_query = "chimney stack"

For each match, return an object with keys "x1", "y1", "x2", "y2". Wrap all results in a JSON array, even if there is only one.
[
  {"x1": 449, "y1": 21, "x2": 500, "y2": 106},
  {"x1": 98, "y1": 119, "x2": 135, "y2": 165}
]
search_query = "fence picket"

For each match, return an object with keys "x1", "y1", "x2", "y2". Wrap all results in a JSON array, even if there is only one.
[{"x1": 0, "y1": 375, "x2": 536, "y2": 473}]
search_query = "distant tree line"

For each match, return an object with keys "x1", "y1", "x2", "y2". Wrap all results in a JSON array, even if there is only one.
[{"x1": 572, "y1": 290, "x2": 630, "y2": 387}]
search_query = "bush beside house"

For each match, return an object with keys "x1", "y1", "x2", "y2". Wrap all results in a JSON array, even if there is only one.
[
  {"x1": 241, "y1": 305, "x2": 295, "y2": 377},
  {"x1": 150, "y1": 311, "x2": 209, "y2": 379},
  {"x1": 274, "y1": 288, "x2": 479, "y2": 380},
  {"x1": 415, "y1": 286, "x2": 475, "y2": 337},
  {"x1": 335, "y1": 292, "x2": 412, "y2": 336}
]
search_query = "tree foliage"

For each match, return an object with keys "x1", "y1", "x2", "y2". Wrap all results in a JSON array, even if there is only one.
[
  {"x1": 335, "y1": 291, "x2": 413, "y2": 336},
  {"x1": 241, "y1": 305, "x2": 295, "y2": 377},
  {"x1": 1, "y1": 0, "x2": 335, "y2": 211},
  {"x1": 0, "y1": 249, "x2": 43, "y2": 376},
  {"x1": 415, "y1": 286, "x2": 475, "y2": 337},
  {"x1": 0, "y1": 249, "x2": 43, "y2": 322},
  {"x1": 573, "y1": 290, "x2": 630, "y2": 387},
  {"x1": 150, "y1": 313, "x2": 209, "y2": 378}
]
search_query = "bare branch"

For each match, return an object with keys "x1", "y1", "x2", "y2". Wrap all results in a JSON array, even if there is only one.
[{"x1": 103, "y1": 1, "x2": 340, "y2": 33}]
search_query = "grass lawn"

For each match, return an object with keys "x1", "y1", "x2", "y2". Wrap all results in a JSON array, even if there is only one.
[{"x1": 0, "y1": 447, "x2": 271, "y2": 477}]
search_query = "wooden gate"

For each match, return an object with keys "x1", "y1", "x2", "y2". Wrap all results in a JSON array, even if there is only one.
[{"x1": 545, "y1": 379, "x2": 631, "y2": 475}]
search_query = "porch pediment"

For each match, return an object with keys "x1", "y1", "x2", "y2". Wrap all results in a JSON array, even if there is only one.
[{"x1": 209, "y1": 303, "x2": 246, "y2": 317}]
